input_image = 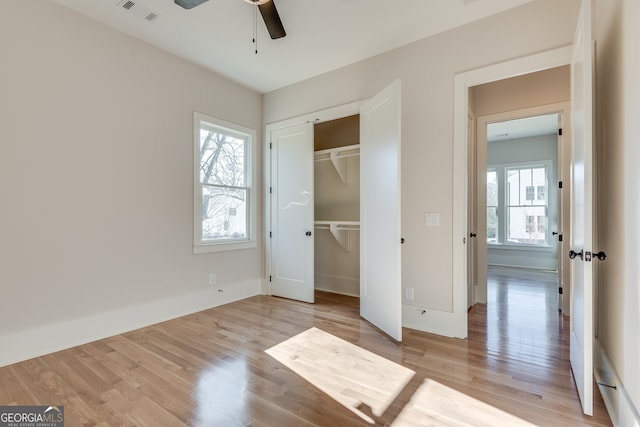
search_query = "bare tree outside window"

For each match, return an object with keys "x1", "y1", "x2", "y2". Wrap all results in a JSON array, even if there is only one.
[{"x1": 199, "y1": 125, "x2": 249, "y2": 242}]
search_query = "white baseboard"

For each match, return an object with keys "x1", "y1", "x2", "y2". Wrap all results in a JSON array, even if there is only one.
[
  {"x1": 314, "y1": 273, "x2": 359, "y2": 296},
  {"x1": 0, "y1": 279, "x2": 262, "y2": 368},
  {"x1": 594, "y1": 338, "x2": 640, "y2": 427},
  {"x1": 314, "y1": 287, "x2": 359, "y2": 298},
  {"x1": 402, "y1": 304, "x2": 467, "y2": 339}
]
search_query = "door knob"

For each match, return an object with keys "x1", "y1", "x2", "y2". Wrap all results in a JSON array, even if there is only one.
[
  {"x1": 470, "y1": 233, "x2": 477, "y2": 238},
  {"x1": 552, "y1": 231, "x2": 558, "y2": 236},
  {"x1": 569, "y1": 249, "x2": 583, "y2": 260},
  {"x1": 594, "y1": 251, "x2": 607, "y2": 260},
  {"x1": 305, "y1": 231, "x2": 312, "y2": 236}
]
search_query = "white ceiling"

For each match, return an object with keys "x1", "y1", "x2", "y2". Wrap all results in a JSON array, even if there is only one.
[
  {"x1": 487, "y1": 113, "x2": 559, "y2": 143},
  {"x1": 52, "y1": 0, "x2": 534, "y2": 94}
]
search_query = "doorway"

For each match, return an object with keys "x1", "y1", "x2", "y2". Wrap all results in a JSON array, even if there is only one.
[
  {"x1": 473, "y1": 103, "x2": 570, "y2": 315},
  {"x1": 465, "y1": 64, "x2": 571, "y2": 317},
  {"x1": 313, "y1": 115, "x2": 361, "y2": 298},
  {"x1": 265, "y1": 80, "x2": 403, "y2": 341}
]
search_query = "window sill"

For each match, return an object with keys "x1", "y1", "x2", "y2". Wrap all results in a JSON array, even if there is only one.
[
  {"x1": 194, "y1": 240, "x2": 257, "y2": 254},
  {"x1": 488, "y1": 243, "x2": 553, "y2": 252}
]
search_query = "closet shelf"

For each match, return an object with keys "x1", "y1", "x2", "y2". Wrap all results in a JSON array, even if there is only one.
[
  {"x1": 314, "y1": 144, "x2": 360, "y2": 184},
  {"x1": 314, "y1": 221, "x2": 359, "y2": 252}
]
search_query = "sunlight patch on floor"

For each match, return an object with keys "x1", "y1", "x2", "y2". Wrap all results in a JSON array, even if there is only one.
[
  {"x1": 392, "y1": 379, "x2": 536, "y2": 426},
  {"x1": 265, "y1": 327, "x2": 414, "y2": 423},
  {"x1": 266, "y1": 327, "x2": 537, "y2": 426}
]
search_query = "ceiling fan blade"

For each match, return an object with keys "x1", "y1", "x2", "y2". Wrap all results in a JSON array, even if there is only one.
[
  {"x1": 174, "y1": 0, "x2": 209, "y2": 9},
  {"x1": 258, "y1": 0, "x2": 286, "y2": 39}
]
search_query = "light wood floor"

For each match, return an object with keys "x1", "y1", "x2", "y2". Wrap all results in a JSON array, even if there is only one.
[{"x1": 0, "y1": 267, "x2": 612, "y2": 426}]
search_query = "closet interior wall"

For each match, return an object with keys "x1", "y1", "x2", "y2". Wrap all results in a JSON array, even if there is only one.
[{"x1": 314, "y1": 115, "x2": 361, "y2": 297}]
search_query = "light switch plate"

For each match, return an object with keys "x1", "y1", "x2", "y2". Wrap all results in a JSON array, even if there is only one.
[{"x1": 425, "y1": 212, "x2": 440, "y2": 226}]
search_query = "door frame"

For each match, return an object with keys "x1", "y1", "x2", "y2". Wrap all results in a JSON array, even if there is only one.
[
  {"x1": 474, "y1": 103, "x2": 570, "y2": 306},
  {"x1": 452, "y1": 46, "x2": 573, "y2": 338},
  {"x1": 264, "y1": 101, "x2": 365, "y2": 295}
]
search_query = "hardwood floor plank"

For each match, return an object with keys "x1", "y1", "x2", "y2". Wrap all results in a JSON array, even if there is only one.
[{"x1": 0, "y1": 267, "x2": 611, "y2": 426}]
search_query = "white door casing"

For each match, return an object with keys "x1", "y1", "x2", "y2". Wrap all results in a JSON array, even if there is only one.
[
  {"x1": 569, "y1": 0, "x2": 595, "y2": 416},
  {"x1": 360, "y1": 80, "x2": 403, "y2": 341},
  {"x1": 467, "y1": 113, "x2": 476, "y2": 309},
  {"x1": 556, "y1": 115, "x2": 565, "y2": 314},
  {"x1": 270, "y1": 123, "x2": 315, "y2": 303}
]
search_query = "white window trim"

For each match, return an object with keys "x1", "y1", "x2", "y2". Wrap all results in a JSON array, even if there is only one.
[
  {"x1": 193, "y1": 112, "x2": 257, "y2": 254},
  {"x1": 488, "y1": 159, "x2": 553, "y2": 249}
]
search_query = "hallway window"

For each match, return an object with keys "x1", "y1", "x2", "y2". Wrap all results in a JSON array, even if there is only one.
[
  {"x1": 487, "y1": 162, "x2": 550, "y2": 247},
  {"x1": 487, "y1": 169, "x2": 498, "y2": 243}
]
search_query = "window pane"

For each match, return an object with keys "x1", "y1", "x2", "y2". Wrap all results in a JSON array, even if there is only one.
[
  {"x1": 487, "y1": 207, "x2": 498, "y2": 243},
  {"x1": 200, "y1": 129, "x2": 246, "y2": 187},
  {"x1": 487, "y1": 170, "x2": 498, "y2": 206},
  {"x1": 201, "y1": 186, "x2": 247, "y2": 241},
  {"x1": 520, "y1": 168, "x2": 533, "y2": 205},
  {"x1": 507, "y1": 169, "x2": 519, "y2": 205},
  {"x1": 507, "y1": 206, "x2": 547, "y2": 245},
  {"x1": 525, "y1": 185, "x2": 535, "y2": 201}
]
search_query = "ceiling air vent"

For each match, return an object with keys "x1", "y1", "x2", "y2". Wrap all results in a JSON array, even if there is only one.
[{"x1": 116, "y1": 0, "x2": 159, "y2": 22}]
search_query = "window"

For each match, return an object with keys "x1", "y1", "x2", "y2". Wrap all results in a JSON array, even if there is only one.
[
  {"x1": 486, "y1": 169, "x2": 498, "y2": 244},
  {"x1": 487, "y1": 162, "x2": 550, "y2": 247},
  {"x1": 193, "y1": 113, "x2": 256, "y2": 253}
]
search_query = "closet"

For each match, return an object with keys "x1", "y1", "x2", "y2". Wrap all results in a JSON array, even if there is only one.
[
  {"x1": 313, "y1": 115, "x2": 360, "y2": 297},
  {"x1": 267, "y1": 79, "x2": 402, "y2": 340}
]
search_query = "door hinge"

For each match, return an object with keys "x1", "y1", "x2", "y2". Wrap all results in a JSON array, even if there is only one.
[
  {"x1": 269, "y1": 275, "x2": 272, "y2": 282},
  {"x1": 269, "y1": 142, "x2": 272, "y2": 149},
  {"x1": 559, "y1": 287, "x2": 563, "y2": 295},
  {"x1": 559, "y1": 181, "x2": 563, "y2": 189},
  {"x1": 558, "y1": 128, "x2": 563, "y2": 136},
  {"x1": 270, "y1": 187, "x2": 272, "y2": 194},
  {"x1": 269, "y1": 231, "x2": 272, "y2": 238}
]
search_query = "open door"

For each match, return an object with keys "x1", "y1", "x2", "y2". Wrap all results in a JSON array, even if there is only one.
[
  {"x1": 569, "y1": 0, "x2": 595, "y2": 416},
  {"x1": 270, "y1": 123, "x2": 315, "y2": 303},
  {"x1": 360, "y1": 80, "x2": 402, "y2": 341}
]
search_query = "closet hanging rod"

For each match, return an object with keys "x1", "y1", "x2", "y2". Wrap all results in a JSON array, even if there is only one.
[
  {"x1": 314, "y1": 152, "x2": 359, "y2": 161},
  {"x1": 314, "y1": 144, "x2": 360, "y2": 160}
]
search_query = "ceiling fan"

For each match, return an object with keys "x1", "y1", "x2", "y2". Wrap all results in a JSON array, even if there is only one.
[{"x1": 174, "y1": 0, "x2": 286, "y2": 40}]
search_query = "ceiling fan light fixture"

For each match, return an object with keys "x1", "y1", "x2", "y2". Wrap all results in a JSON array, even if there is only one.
[{"x1": 243, "y1": 0, "x2": 270, "y2": 5}]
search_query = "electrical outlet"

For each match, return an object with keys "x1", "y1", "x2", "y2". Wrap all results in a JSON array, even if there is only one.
[
  {"x1": 209, "y1": 274, "x2": 217, "y2": 285},
  {"x1": 405, "y1": 288, "x2": 414, "y2": 301}
]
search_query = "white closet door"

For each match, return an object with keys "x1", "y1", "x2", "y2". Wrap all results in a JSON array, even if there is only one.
[
  {"x1": 270, "y1": 122, "x2": 315, "y2": 303},
  {"x1": 360, "y1": 80, "x2": 402, "y2": 341}
]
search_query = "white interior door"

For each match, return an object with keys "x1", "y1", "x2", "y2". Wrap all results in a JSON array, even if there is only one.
[
  {"x1": 569, "y1": 0, "x2": 595, "y2": 416},
  {"x1": 360, "y1": 80, "x2": 402, "y2": 341},
  {"x1": 270, "y1": 123, "x2": 315, "y2": 303}
]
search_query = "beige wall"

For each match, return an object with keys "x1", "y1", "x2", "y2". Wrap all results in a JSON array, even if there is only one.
[
  {"x1": 265, "y1": 0, "x2": 580, "y2": 317},
  {"x1": 594, "y1": 0, "x2": 640, "y2": 420},
  {"x1": 473, "y1": 66, "x2": 570, "y2": 117},
  {"x1": 0, "y1": 1, "x2": 262, "y2": 339}
]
